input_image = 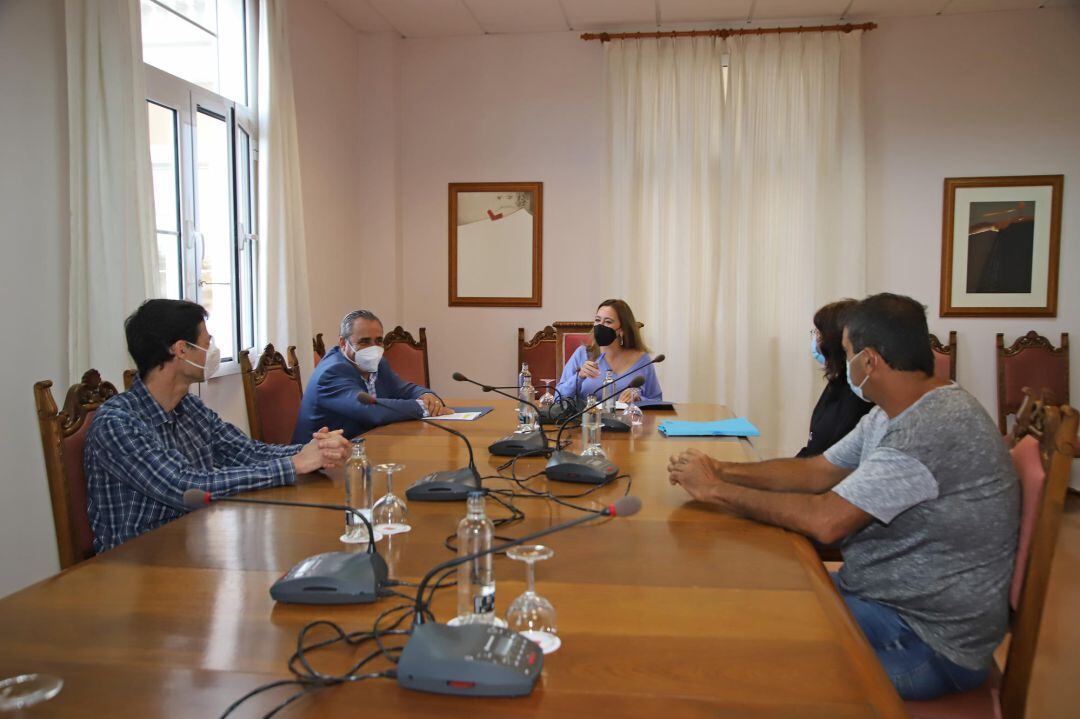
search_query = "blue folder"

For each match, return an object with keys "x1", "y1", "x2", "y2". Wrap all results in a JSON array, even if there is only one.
[{"x1": 657, "y1": 418, "x2": 760, "y2": 437}]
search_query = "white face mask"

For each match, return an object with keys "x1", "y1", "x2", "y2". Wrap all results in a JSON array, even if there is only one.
[
  {"x1": 347, "y1": 342, "x2": 383, "y2": 372},
  {"x1": 846, "y1": 348, "x2": 870, "y2": 403},
  {"x1": 184, "y1": 339, "x2": 221, "y2": 379}
]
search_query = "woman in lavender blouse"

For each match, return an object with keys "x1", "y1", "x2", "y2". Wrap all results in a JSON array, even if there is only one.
[{"x1": 555, "y1": 299, "x2": 663, "y2": 405}]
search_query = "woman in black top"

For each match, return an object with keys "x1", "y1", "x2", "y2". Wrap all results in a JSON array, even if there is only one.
[{"x1": 796, "y1": 299, "x2": 873, "y2": 458}]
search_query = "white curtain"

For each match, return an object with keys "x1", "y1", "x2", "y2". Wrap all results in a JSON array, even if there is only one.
[
  {"x1": 606, "y1": 32, "x2": 865, "y2": 455},
  {"x1": 257, "y1": 0, "x2": 313, "y2": 356},
  {"x1": 65, "y1": 0, "x2": 157, "y2": 385}
]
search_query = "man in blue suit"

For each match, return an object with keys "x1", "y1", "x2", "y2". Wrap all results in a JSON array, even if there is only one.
[{"x1": 293, "y1": 309, "x2": 452, "y2": 442}]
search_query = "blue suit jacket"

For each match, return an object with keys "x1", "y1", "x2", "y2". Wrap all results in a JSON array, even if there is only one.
[{"x1": 292, "y1": 347, "x2": 432, "y2": 442}]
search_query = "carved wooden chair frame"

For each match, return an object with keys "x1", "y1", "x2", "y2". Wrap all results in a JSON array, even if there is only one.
[
  {"x1": 996, "y1": 331, "x2": 1070, "y2": 434},
  {"x1": 239, "y1": 343, "x2": 303, "y2": 443},
  {"x1": 33, "y1": 369, "x2": 119, "y2": 568},
  {"x1": 384, "y1": 326, "x2": 430, "y2": 388},
  {"x1": 929, "y1": 330, "x2": 957, "y2": 381}
]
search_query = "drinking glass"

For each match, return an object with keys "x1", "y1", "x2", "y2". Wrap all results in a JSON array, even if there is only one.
[
  {"x1": 372, "y1": 463, "x2": 410, "y2": 534},
  {"x1": 620, "y1": 388, "x2": 644, "y2": 427},
  {"x1": 0, "y1": 674, "x2": 63, "y2": 710},
  {"x1": 505, "y1": 545, "x2": 560, "y2": 654},
  {"x1": 538, "y1": 379, "x2": 556, "y2": 408}
]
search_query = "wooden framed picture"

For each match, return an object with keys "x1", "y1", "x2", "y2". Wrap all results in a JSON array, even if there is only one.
[
  {"x1": 940, "y1": 175, "x2": 1063, "y2": 317},
  {"x1": 449, "y1": 182, "x2": 543, "y2": 307}
]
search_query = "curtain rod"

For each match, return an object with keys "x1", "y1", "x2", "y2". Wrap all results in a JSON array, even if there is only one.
[{"x1": 581, "y1": 22, "x2": 876, "y2": 42}]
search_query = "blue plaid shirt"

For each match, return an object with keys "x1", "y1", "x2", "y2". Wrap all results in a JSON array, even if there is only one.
[{"x1": 85, "y1": 376, "x2": 303, "y2": 552}]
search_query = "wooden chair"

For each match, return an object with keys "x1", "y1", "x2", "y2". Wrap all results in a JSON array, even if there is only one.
[
  {"x1": 122, "y1": 369, "x2": 136, "y2": 391},
  {"x1": 996, "y1": 331, "x2": 1069, "y2": 434},
  {"x1": 383, "y1": 326, "x2": 430, "y2": 388},
  {"x1": 905, "y1": 402, "x2": 1078, "y2": 719},
  {"x1": 930, "y1": 331, "x2": 957, "y2": 382},
  {"x1": 239, "y1": 344, "x2": 304, "y2": 445},
  {"x1": 313, "y1": 333, "x2": 326, "y2": 368},
  {"x1": 33, "y1": 369, "x2": 120, "y2": 569},
  {"x1": 518, "y1": 326, "x2": 557, "y2": 383}
]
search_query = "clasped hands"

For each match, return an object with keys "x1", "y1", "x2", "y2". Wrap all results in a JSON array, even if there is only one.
[
  {"x1": 667, "y1": 448, "x2": 732, "y2": 503},
  {"x1": 292, "y1": 426, "x2": 352, "y2": 474}
]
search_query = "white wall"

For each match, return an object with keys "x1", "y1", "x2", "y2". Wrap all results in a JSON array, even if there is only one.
[
  {"x1": 390, "y1": 31, "x2": 608, "y2": 398},
  {"x1": 864, "y1": 7, "x2": 1080, "y2": 423},
  {"x1": 0, "y1": 0, "x2": 71, "y2": 596}
]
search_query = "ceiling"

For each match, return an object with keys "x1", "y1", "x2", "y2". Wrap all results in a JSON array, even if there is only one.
[{"x1": 323, "y1": 0, "x2": 1076, "y2": 37}]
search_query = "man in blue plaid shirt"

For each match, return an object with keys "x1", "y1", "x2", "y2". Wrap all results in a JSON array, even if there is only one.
[{"x1": 85, "y1": 299, "x2": 351, "y2": 552}]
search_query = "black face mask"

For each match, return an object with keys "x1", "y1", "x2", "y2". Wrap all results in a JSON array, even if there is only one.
[{"x1": 593, "y1": 324, "x2": 618, "y2": 347}]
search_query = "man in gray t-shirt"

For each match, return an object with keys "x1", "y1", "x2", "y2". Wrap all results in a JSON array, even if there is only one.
[{"x1": 668, "y1": 294, "x2": 1019, "y2": 701}]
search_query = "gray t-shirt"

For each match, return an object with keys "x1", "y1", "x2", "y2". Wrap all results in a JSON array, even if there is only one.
[{"x1": 825, "y1": 383, "x2": 1019, "y2": 669}]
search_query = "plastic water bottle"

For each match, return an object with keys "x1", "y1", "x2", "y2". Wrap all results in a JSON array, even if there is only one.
[
  {"x1": 343, "y1": 438, "x2": 372, "y2": 540},
  {"x1": 581, "y1": 397, "x2": 605, "y2": 457},
  {"x1": 455, "y1": 492, "x2": 498, "y2": 624},
  {"x1": 517, "y1": 362, "x2": 538, "y2": 431},
  {"x1": 601, "y1": 370, "x2": 617, "y2": 414}
]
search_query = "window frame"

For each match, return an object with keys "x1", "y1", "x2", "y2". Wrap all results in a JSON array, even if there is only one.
[{"x1": 142, "y1": 0, "x2": 260, "y2": 379}]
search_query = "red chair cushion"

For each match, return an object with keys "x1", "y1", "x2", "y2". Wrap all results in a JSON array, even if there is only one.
[
  {"x1": 255, "y1": 370, "x2": 303, "y2": 445},
  {"x1": 933, "y1": 352, "x2": 954, "y2": 382},
  {"x1": 61, "y1": 409, "x2": 97, "y2": 561},
  {"x1": 563, "y1": 333, "x2": 591, "y2": 366},
  {"x1": 384, "y1": 343, "x2": 426, "y2": 388},
  {"x1": 1002, "y1": 349, "x2": 1068, "y2": 414},
  {"x1": 522, "y1": 342, "x2": 557, "y2": 384},
  {"x1": 1009, "y1": 435, "x2": 1046, "y2": 609}
]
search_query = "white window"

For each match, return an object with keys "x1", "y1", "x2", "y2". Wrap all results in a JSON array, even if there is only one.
[{"x1": 142, "y1": 0, "x2": 258, "y2": 369}]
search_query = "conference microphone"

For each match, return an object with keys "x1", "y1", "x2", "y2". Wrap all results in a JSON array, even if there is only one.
[
  {"x1": 397, "y1": 495, "x2": 642, "y2": 698},
  {"x1": 540, "y1": 374, "x2": 646, "y2": 485},
  {"x1": 452, "y1": 372, "x2": 548, "y2": 458},
  {"x1": 355, "y1": 391, "x2": 482, "y2": 502},
  {"x1": 182, "y1": 489, "x2": 388, "y2": 604}
]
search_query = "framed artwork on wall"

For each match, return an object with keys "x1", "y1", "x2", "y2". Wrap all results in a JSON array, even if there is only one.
[
  {"x1": 448, "y1": 182, "x2": 543, "y2": 307},
  {"x1": 940, "y1": 174, "x2": 1063, "y2": 317}
]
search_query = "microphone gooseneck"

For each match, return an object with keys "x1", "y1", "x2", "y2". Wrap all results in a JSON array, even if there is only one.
[
  {"x1": 183, "y1": 490, "x2": 379, "y2": 553},
  {"x1": 356, "y1": 391, "x2": 479, "y2": 478}
]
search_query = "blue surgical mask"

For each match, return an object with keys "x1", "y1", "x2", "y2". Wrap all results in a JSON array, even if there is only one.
[
  {"x1": 810, "y1": 335, "x2": 825, "y2": 366},
  {"x1": 846, "y1": 349, "x2": 870, "y2": 402}
]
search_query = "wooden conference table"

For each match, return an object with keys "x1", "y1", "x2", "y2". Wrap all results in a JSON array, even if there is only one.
[{"x1": 0, "y1": 401, "x2": 906, "y2": 717}]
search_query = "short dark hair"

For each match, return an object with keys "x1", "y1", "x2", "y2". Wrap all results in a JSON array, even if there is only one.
[
  {"x1": 813, "y1": 299, "x2": 858, "y2": 383},
  {"x1": 844, "y1": 293, "x2": 934, "y2": 375},
  {"x1": 125, "y1": 299, "x2": 208, "y2": 379}
]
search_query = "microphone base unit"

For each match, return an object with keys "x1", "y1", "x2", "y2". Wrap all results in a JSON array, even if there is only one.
[
  {"x1": 488, "y1": 429, "x2": 548, "y2": 457},
  {"x1": 601, "y1": 416, "x2": 631, "y2": 433},
  {"x1": 397, "y1": 622, "x2": 543, "y2": 697},
  {"x1": 543, "y1": 450, "x2": 619, "y2": 484},
  {"x1": 406, "y1": 467, "x2": 482, "y2": 502},
  {"x1": 270, "y1": 551, "x2": 388, "y2": 605}
]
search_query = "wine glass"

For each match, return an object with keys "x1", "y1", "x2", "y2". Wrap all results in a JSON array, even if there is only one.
[
  {"x1": 505, "y1": 545, "x2": 560, "y2": 654},
  {"x1": 372, "y1": 463, "x2": 410, "y2": 534},
  {"x1": 0, "y1": 674, "x2": 63, "y2": 710},
  {"x1": 620, "y1": 387, "x2": 644, "y2": 427},
  {"x1": 538, "y1": 380, "x2": 556, "y2": 409}
]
